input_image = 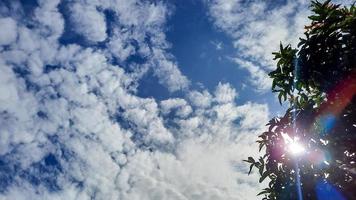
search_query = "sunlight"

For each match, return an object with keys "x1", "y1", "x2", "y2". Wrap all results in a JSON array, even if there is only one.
[
  {"x1": 282, "y1": 133, "x2": 305, "y2": 156},
  {"x1": 288, "y1": 141, "x2": 305, "y2": 156}
]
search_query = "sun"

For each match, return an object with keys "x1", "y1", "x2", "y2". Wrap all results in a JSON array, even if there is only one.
[
  {"x1": 282, "y1": 133, "x2": 306, "y2": 156},
  {"x1": 288, "y1": 140, "x2": 305, "y2": 156}
]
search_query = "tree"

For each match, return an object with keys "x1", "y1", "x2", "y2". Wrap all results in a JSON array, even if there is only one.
[{"x1": 245, "y1": 1, "x2": 356, "y2": 199}]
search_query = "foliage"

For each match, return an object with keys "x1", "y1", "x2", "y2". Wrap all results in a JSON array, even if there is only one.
[{"x1": 246, "y1": 1, "x2": 356, "y2": 199}]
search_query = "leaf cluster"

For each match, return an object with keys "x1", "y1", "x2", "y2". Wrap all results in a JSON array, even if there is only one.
[{"x1": 245, "y1": 1, "x2": 356, "y2": 199}]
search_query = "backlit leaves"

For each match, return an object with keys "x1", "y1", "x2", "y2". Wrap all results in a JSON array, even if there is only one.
[{"x1": 246, "y1": 1, "x2": 356, "y2": 199}]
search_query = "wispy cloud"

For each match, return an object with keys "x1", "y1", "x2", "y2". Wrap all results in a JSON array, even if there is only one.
[
  {"x1": 211, "y1": 40, "x2": 223, "y2": 50},
  {"x1": 206, "y1": 0, "x2": 312, "y2": 92}
]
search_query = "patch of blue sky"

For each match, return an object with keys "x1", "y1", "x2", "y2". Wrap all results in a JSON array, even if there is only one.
[
  {"x1": 137, "y1": 72, "x2": 185, "y2": 100},
  {"x1": 162, "y1": 0, "x2": 285, "y2": 114},
  {"x1": 0, "y1": 0, "x2": 38, "y2": 16}
]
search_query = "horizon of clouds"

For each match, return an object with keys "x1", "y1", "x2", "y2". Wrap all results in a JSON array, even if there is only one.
[{"x1": 0, "y1": 0, "x2": 269, "y2": 199}]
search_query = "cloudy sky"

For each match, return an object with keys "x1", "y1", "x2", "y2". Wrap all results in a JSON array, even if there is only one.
[{"x1": 0, "y1": 0, "x2": 352, "y2": 199}]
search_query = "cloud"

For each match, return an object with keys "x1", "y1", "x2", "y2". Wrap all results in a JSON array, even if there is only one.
[
  {"x1": 69, "y1": 3, "x2": 107, "y2": 42},
  {"x1": 206, "y1": 0, "x2": 311, "y2": 92},
  {"x1": 0, "y1": 17, "x2": 17, "y2": 45},
  {"x1": 63, "y1": 0, "x2": 188, "y2": 92},
  {"x1": 0, "y1": 0, "x2": 270, "y2": 199},
  {"x1": 35, "y1": 0, "x2": 65, "y2": 39},
  {"x1": 188, "y1": 90, "x2": 212, "y2": 108},
  {"x1": 120, "y1": 89, "x2": 269, "y2": 200},
  {"x1": 160, "y1": 98, "x2": 192, "y2": 118},
  {"x1": 103, "y1": 0, "x2": 189, "y2": 92},
  {"x1": 214, "y1": 82, "x2": 237, "y2": 104},
  {"x1": 121, "y1": 143, "x2": 259, "y2": 200},
  {"x1": 150, "y1": 48, "x2": 190, "y2": 92},
  {"x1": 211, "y1": 40, "x2": 223, "y2": 50},
  {"x1": 233, "y1": 58, "x2": 272, "y2": 92}
]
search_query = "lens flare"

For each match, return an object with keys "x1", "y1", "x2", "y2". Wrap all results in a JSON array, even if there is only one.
[
  {"x1": 289, "y1": 141, "x2": 305, "y2": 155},
  {"x1": 282, "y1": 133, "x2": 305, "y2": 156},
  {"x1": 316, "y1": 180, "x2": 346, "y2": 200}
]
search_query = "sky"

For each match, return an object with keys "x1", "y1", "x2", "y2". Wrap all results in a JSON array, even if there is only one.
[{"x1": 0, "y1": 0, "x2": 353, "y2": 199}]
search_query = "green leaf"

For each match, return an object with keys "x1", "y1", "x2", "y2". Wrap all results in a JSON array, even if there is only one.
[
  {"x1": 257, "y1": 188, "x2": 271, "y2": 196},
  {"x1": 278, "y1": 92, "x2": 283, "y2": 105},
  {"x1": 248, "y1": 163, "x2": 254, "y2": 175},
  {"x1": 259, "y1": 171, "x2": 269, "y2": 183},
  {"x1": 259, "y1": 142, "x2": 264, "y2": 152},
  {"x1": 258, "y1": 162, "x2": 264, "y2": 176}
]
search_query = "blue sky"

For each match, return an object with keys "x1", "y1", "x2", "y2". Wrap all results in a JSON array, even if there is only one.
[
  {"x1": 139, "y1": 0, "x2": 284, "y2": 113},
  {"x1": 0, "y1": 0, "x2": 352, "y2": 199}
]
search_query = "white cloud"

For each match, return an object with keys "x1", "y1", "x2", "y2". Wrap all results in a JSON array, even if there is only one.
[
  {"x1": 206, "y1": 0, "x2": 311, "y2": 92},
  {"x1": 233, "y1": 58, "x2": 271, "y2": 92},
  {"x1": 121, "y1": 145, "x2": 253, "y2": 200},
  {"x1": 160, "y1": 98, "x2": 192, "y2": 118},
  {"x1": 188, "y1": 90, "x2": 212, "y2": 108},
  {"x1": 211, "y1": 40, "x2": 223, "y2": 50},
  {"x1": 0, "y1": 0, "x2": 270, "y2": 199},
  {"x1": 120, "y1": 89, "x2": 269, "y2": 200},
  {"x1": 151, "y1": 48, "x2": 190, "y2": 92},
  {"x1": 104, "y1": 0, "x2": 189, "y2": 92},
  {"x1": 107, "y1": 29, "x2": 136, "y2": 61},
  {"x1": 35, "y1": 0, "x2": 64, "y2": 39},
  {"x1": 214, "y1": 82, "x2": 237, "y2": 104},
  {"x1": 0, "y1": 17, "x2": 17, "y2": 45},
  {"x1": 69, "y1": 3, "x2": 107, "y2": 42}
]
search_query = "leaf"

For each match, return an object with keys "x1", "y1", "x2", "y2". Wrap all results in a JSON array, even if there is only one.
[
  {"x1": 278, "y1": 92, "x2": 283, "y2": 105},
  {"x1": 248, "y1": 163, "x2": 254, "y2": 175},
  {"x1": 243, "y1": 156, "x2": 257, "y2": 175},
  {"x1": 259, "y1": 142, "x2": 264, "y2": 152},
  {"x1": 257, "y1": 188, "x2": 271, "y2": 196},
  {"x1": 258, "y1": 162, "x2": 264, "y2": 175},
  {"x1": 259, "y1": 171, "x2": 269, "y2": 183},
  {"x1": 308, "y1": 15, "x2": 321, "y2": 21},
  {"x1": 269, "y1": 180, "x2": 274, "y2": 188}
]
